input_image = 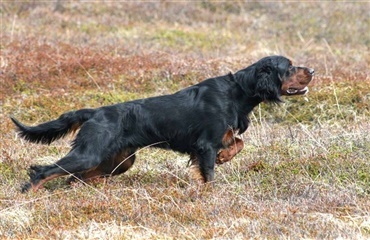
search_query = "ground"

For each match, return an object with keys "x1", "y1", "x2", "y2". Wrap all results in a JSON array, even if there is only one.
[{"x1": 1, "y1": 2, "x2": 369, "y2": 239}]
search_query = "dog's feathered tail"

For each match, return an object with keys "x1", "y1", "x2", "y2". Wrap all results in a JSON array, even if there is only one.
[{"x1": 10, "y1": 109, "x2": 96, "y2": 145}]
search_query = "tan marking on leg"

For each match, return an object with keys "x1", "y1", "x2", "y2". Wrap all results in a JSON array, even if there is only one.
[
  {"x1": 79, "y1": 168, "x2": 105, "y2": 181},
  {"x1": 110, "y1": 149, "x2": 135, "y2": 176},
  {"x1": 216, "y1": 137, "x2": 244, "y2": 164},
  {"x1": 31, "y1": 173, "x2": 65, "y2": 192},
  {"x1": 222, "y1": 128, "x2": 235, "y2": 147},
  {"x1": 188, "y1": 153, "x2": 205, "y2": 184}
]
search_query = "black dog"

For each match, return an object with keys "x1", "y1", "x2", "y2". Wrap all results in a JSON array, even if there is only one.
[{"x1": 11, "y1": 55, "x2": 314, "y2": 192}]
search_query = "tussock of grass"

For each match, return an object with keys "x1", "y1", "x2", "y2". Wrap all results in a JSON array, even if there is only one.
[
  {"x1": 0, "y1": 207, "x2": 33, "y2": 238},
  {"x1": 1, "y1": 2, "x2": 370, "y2": 239}
]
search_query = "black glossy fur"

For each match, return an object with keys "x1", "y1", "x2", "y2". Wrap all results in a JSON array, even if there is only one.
[{"x1": 12, "y1": 56, "x2": 298, "y2": 192}]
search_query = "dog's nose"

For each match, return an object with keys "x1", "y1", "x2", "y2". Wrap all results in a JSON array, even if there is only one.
[{"x1": 308, "y1": 68, "x2": 315, "y2": 75}]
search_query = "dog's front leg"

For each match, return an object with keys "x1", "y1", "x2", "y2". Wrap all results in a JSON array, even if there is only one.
[
  {"x1": 216, "y1": 137, "x2": 244, "y2": 164},
  {"x1": 216, "y1": 128, "x2": 244, "y2": 164},
  {"x1": 189, "y1": 153, "x2": 204, "y2": 184},
  {"x1": 189, "y1": 147, "x2": 216, "y2": 184}
]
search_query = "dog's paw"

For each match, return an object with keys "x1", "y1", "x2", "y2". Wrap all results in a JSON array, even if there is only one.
[
  {"x1": 216, "y1": 150, "x2": 232, "y2": 165},
  {"x1": 20, "y1": 182, "x2": 31, "y2": 193}
]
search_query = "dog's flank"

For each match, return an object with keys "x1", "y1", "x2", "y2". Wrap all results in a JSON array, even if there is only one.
[{"x1": 12, "y1": 55, "x2": 314, "y2": 192}]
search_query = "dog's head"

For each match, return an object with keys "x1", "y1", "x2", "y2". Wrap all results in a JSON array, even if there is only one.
[{"x1": 254, "y1": 55, "x2": 314, "y2": 102}]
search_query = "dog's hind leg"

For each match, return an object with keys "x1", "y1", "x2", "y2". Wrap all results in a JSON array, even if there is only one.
[
  {"x1": 22, "y1": 150, "x2": 104, "y2": 192},
  {"x1": 67, "y1": 148, "x2": 137, "y2": 183},
  {"x1": 108, "y1": 148, "x2": 137, "y2": 176},
  {"x1": 20, "y1": 109, "x2": 129, "y2": 192}
]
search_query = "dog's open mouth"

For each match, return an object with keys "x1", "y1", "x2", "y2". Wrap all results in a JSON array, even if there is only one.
[{"x1": 286, "y1": 86, "x2": 309, "y2": 95}]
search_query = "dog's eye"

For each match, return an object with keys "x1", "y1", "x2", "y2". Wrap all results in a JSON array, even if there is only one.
[{"x1": 288, "y1": 65, "x2": 294, "y2": 71}]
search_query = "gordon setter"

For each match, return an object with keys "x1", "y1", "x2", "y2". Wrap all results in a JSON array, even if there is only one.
[{"x1": 11, "y1": 55, "x2": 314, "y2": 192}]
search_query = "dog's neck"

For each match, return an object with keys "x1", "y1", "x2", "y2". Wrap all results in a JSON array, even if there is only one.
[{"x1": 231, "y1": 71, "x2": 264, "y2": 110}]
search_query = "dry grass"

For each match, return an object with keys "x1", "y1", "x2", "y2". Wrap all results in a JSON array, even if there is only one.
[{"x1": 1, "y1": 2, "x2": 370, "y2": 239}]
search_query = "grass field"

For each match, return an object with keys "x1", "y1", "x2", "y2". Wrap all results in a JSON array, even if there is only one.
[{"x1": 1, "y1": 2, "x2": 369, "y2": 239}]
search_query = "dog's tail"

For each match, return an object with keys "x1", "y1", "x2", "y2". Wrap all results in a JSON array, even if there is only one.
[{"x1": 10, "y1": 108, "x2": 96, "y2": 145}]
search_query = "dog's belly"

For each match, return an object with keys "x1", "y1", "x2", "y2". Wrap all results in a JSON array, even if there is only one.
[{"x1": 153, "y1": 140, "x2": 192, "y2": 154}]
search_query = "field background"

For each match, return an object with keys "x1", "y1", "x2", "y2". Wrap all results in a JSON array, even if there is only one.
[{"x1": 1, "y1": 1, "x2": 369, "y2": 239}]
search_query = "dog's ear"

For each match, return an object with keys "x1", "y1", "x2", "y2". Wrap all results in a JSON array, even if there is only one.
[{"x1": 255, "y1": 65, "x2": 282, "y2": 102}]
